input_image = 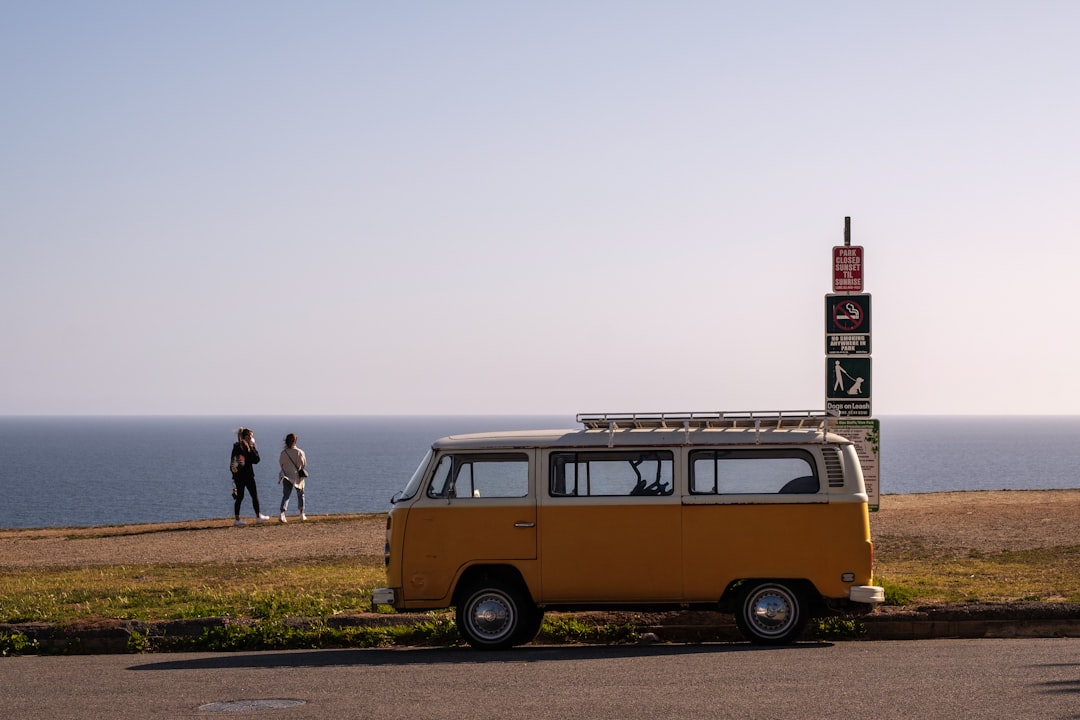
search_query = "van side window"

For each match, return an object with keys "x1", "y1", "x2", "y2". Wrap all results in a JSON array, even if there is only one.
[
  {"x1": 550, "y1": 451, "x2": 674, "y2": 497},
  {"x1": 426, "y1": 453, "x2": 529, "y2": 499},
  {"x1": 689, "y1": 449, "x2": 819, "y2": 495}
]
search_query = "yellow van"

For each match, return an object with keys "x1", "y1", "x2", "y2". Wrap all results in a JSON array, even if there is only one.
[{"x1": 373, "y1": 411, "x2": 884, "y2": 648}]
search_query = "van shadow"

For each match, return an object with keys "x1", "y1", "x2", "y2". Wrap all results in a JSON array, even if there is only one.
[{"x1": 129, "y1": 641, "x2": 834, "y2": 672}]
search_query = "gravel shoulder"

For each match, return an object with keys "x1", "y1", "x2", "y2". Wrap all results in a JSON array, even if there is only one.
[{"x1": 2, "y1": 489, "x2": 1077, "y2": 570}]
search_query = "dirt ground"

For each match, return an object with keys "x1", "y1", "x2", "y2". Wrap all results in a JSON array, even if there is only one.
[
  {"x1": 1, "y1": 490, "x2": 1077, "y2": 570},
  {"x1": 869, "y1": 489, "x2": 1080, "y2": 560},
  {"x1": 0, "y1": 514, "x2": 387, "y2": 569}
]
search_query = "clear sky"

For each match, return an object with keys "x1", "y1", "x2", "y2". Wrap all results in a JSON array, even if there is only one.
[{"x1": 3, "y1": 2, "x2": 1079, "y2": 416}]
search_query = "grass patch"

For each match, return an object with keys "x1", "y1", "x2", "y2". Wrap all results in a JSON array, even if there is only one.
[
  {"x1": 148, "y1": 616, "x2": 459, "y2": 653},
  {"x1": 0, "y1": 560, "x2": 386, "y2": 624},
  {"x1": 539, "y1": 616, "x2": 640, "y2": 645},
  {"x1": 120, "y1": 613, "x2": 644, "y2": 653},
  {"x1": 808, "y1": 616, "x2": 866, "y2": 640},
  {"x1": 0, "y1": 631, "x2": 40, "y2": 656},
  {"x1": 874, "y1": 545, "x2": 1080, "y2": 604},
  {"x1": 3, "y1": 535, "x2": 1077, "y2": 653},
  {"x1": 5, "y1": 546, "x2": 1076, "y2": 626},
  {"x1": 879, "y1": 577, "x2": 916, "y2": 606}
]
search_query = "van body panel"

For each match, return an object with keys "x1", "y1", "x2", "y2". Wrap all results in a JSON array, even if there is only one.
[
  {"x1": 537, "y1": 501, "x2": 682, "y2": 602},
  {"x1": 681, "y1": 502, "x2": 874, "y2": 601},
  {"x1": 399, "y1": 499, "x2": 537, "y2": 602}
]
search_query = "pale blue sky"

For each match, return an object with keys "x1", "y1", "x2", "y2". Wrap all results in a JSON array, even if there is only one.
[{"x1": 3, "y1": 1, "x2": 1079, "y2": 415}]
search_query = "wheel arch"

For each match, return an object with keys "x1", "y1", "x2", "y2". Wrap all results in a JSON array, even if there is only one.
[
  {"x1": 718, "y1": 577, "x2": 822, "y2": 613},
  {"x1": 452, "y1": 564, "x2": 533, "y2": 607}
]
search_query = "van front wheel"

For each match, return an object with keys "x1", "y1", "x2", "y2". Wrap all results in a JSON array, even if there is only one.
[
  {"x1": 735, "y1": 582, "x2": 806, "y2": 645},
  {"x1": 457, "y1": 581, "x2": 529, "y2": 650}
]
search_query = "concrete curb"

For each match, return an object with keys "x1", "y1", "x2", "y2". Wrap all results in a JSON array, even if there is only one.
[
  {"x1": 3, "y1": 604, "x2": 1077, "y2": 654},
  {"x1": 860, "y1": 602, "x2": 1080, "y2": 641}
]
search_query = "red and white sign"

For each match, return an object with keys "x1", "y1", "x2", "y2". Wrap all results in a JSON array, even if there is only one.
[{"x1": 833, "y1": 245, "x2": 863, "y2": 293}]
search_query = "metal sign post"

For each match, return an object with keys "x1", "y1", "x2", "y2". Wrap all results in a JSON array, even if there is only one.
[{"x1": 825, "y1": 217, "x2": 880, "y2": 507}]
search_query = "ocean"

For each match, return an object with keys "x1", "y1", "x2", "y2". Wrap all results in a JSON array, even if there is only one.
[{"x1": 2, "y1": 415, "x2": 1079, "y2": 530}]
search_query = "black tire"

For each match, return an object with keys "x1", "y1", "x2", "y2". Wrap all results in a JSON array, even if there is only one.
[
  {"x1": 734, "y1": 581, "x2": 807, "y2": 645},
  {"x1": 512, "y1": 607, "x2": 545, "y2": 646},
  {"x1": 456, "y1": 580, "x2": 531, "y2": 650}
]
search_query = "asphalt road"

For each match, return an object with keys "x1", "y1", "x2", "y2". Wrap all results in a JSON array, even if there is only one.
[{"x1": 2, "y1": 639, "x2": 1077, "y2": 720}]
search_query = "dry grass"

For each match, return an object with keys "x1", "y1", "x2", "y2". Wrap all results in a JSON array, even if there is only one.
[
  {"x1": 869, "y1": 489, "x2": 1080, "y2": 604},
  {"x1": 876, "y1": 546, "x2": 1080, "y2": 604},
  {"x1": 2, "y1": 490, "x2": 1078, "y2": 623},
  {"x1": 0, "y1": 560, "x2": 387, "y2": 624}
]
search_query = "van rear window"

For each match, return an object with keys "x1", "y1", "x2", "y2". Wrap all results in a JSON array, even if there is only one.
[
  {"x1": 549, "y1": 451, "x2": 674, "y2": 497},
  {"x1": 689, "y1": 449, "x2": 819, "y2": 495}
]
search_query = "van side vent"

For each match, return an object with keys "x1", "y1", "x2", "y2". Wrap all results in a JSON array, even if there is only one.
[{"x1": 822, "y1": 447, "x2": 845, "y2": 488}]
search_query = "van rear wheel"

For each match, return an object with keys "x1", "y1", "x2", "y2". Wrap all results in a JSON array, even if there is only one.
[
  {"x1": 735, "y1": 582, "x2": 806, "y2": 645},
  {"x1": 456, "y1": 580, "x2": 531, "y2": 650}
]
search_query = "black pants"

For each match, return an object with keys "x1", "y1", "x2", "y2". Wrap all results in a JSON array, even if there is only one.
[{"x1": 233, "y1": 476, "x2": 261, "y2": 516}]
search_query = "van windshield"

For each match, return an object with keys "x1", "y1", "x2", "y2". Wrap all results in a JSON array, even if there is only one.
[{"x1": 393, "y1": 449, "x2": 433, "y2": 503}]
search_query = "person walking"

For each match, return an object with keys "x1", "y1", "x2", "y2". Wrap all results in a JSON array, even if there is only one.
[
  {"x1": 278, "y1": 432, "x2": 308, "y2": 522},
  {"x1": 230, "y1": 427, "x2": 269, "y2": 526}
]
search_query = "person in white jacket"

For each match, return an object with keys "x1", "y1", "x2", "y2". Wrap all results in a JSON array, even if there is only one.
[{"x1": 277, "y1": 433, "x2": 308, "y2": 522}]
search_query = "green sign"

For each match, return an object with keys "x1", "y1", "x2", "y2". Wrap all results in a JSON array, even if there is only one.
[
  {"x1": 827, "y1": 356, "x2": 871, "y2": 396},
  {"x1": 833, "y1": 418, "x2": 880, "y2": 511}
]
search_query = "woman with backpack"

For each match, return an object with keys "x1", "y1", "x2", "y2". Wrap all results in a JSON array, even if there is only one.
[{"x1": 230, "y1": 427, "x2": 269, "y2": 526}]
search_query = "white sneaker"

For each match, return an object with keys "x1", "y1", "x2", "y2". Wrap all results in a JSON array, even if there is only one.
[
  {"x1": 233, "y1": 519, "x2": 246, "y2": 527},
  {"x1": 300, "y1": 513, "x2": 307, "y2": 521},
  {"x1": 256, "y1": 514, "x2": 270, "y2": 524},
  {"x1": 279, "y1": 512, "x2": 287, "y2": 523}
]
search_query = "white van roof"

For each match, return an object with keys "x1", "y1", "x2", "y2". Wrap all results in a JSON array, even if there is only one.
[{"x1": 432, "y1": 410, "x2": 850, "y2": 450}]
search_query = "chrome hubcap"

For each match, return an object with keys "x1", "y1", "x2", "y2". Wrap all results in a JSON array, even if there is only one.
[
  {"x1": 753, "y1": 594, "x2": 789, "y2": 626},
  {"x1": 470, "y1": 594, "x2": 512, "y2": 639},
  {"x1": 748, "y1": 588, "x2": 795, "y2": 636}
]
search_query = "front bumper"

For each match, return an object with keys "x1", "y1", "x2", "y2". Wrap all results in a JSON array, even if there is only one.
[
  {"x1": 849, "y1": 585, "x2": 885, "y2": 605},
  {"x1": 372, "y1": 587, "x2": 396, "y2": 606}
]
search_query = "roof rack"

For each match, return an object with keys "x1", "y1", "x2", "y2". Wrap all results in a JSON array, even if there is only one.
[{"x1": 576, "y1": 411, "x2": 838, "y2": 442}]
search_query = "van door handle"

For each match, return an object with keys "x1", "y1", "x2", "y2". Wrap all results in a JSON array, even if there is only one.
[{"x1": 514, "y1": 522, "x2": 536, "y2": 528}]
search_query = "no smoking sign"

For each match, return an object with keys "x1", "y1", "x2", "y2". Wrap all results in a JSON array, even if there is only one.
[
  {"x1": 832, "y1": 299, "x2": 864, "y2": 331},
  {"x1": 825, "y1": 293, "x2": 871, "y2": 355}
]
